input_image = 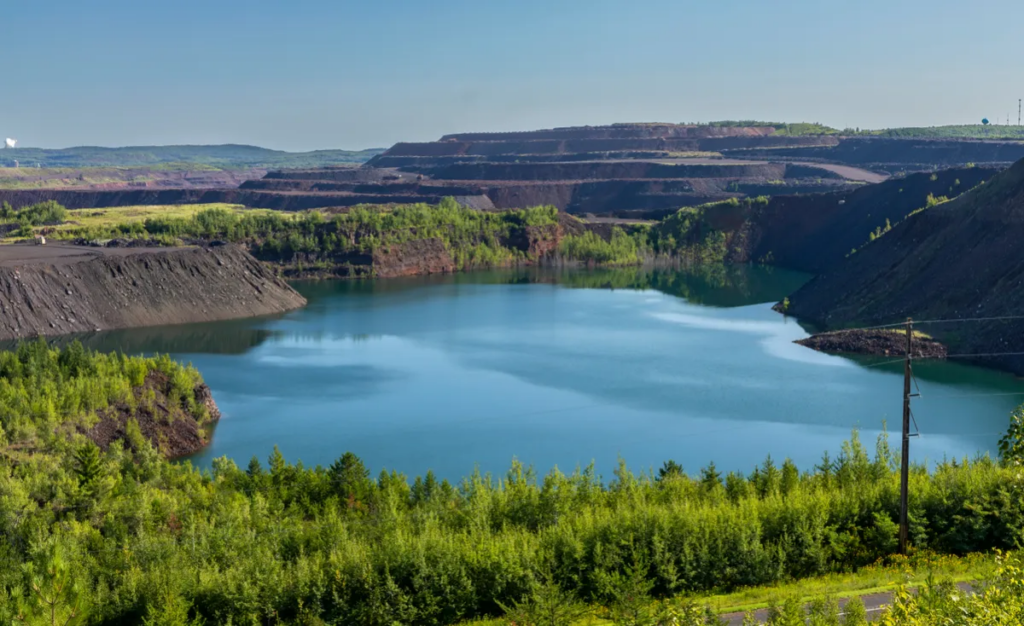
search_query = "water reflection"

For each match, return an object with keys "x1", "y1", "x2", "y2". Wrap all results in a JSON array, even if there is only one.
[
  {"x1": 0, "y1": 322, "x2": 280, "y2": 355},
  {"x1": 511, "y1": 265, "x2": 811, "y2": 308},
  {"x1": 22, "y1": 266, "x2": 1022, "y2": 480}
]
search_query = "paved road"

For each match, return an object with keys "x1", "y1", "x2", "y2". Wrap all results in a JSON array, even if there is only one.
[
  {"x1": 719, "y1": 582, "x2": 972, "y2": 625},
  {"x1": 798, "y1": 162, "x2": 889, "y2": 184}
]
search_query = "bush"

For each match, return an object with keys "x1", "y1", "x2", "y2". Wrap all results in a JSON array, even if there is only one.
[{"x1": 0, "y1": 200, "x2": 69, "y2": 226}]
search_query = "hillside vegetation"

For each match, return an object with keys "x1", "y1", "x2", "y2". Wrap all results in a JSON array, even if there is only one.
[
  {"x1": 0, "y1": 338, "x2": 1022, "y2": 626},
  {"x1": 0, "y1": 339, "x2": 214, "y2": 457},
  {"x1": 784, "y1": 157, "x2": 1024, "y2": 374},
  {"x1": 700, "y1": 121, "x2": 840, "y2": 136},
  {"x1": 7, "y1": 198, "x2": 746, "y2": 274}
]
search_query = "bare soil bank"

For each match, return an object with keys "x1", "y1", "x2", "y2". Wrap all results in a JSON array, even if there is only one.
[{"x1": 0, "y1": 243, "x2": 306, "y2": 341}]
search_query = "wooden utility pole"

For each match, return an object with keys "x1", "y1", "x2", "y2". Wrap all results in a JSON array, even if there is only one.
[{"x1": 899, "y1": 318, "x2": 913, "y2": 555}]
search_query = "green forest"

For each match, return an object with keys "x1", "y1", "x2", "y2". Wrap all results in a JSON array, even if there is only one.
[
  {"x1": 0, "y1": 341, "x2": 1022, "y2": 624},
  {"x1": 17, "y1": 197, "x2": 745, "y2": 273}
]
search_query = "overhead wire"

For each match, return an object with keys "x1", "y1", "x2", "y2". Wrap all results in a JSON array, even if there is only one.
[
  {"x1": 858, "y1": 357, "x2": 907, "y2": 369},
  {"x1": 840, "y1": 314, "x2": 1024, "y2": 335},
  {"x1": 944, "y1": 351, "x2": 1024, "y2": 359},
  {"x1": 912, "y1": 314, "x2": 1024, "y2": 326},
  {"x1": 909, "y1": 390, "x2": 1024, "y2": 399}
]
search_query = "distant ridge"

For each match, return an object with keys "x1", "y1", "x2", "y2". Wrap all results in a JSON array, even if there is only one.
[{"x1": 0, "y1": 144, "x2": 385, "y2": 169}]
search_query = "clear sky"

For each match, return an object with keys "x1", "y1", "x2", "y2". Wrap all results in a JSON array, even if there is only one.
[{"x1": 3, "y1": 0, "x2": 1021, "y2": 151}]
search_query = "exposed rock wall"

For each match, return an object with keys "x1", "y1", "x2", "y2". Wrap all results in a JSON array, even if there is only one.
[{"x1": 371, "y1": 239, "x2": 456, "y2": 278}]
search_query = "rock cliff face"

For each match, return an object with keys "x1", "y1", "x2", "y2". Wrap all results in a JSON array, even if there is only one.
[
  {"x1": 0, "y1": 243, "x2": 306, "y2": 341},
  {"x1": 372, "y1": 239, "x2": 456, "y2": 278}
]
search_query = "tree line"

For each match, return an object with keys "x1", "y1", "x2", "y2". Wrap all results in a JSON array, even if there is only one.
[{"x1": 1, "y1": 341, "x2": 1022, "y2": 624}]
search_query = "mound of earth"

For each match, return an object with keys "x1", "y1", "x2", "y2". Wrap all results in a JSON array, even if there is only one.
[
  {"x1": 796, "y1": 329, "x2": 947, "y2": 359},
  {"x1": 0, "y1": 243, "x2": 306, "y2": 340},
  {"x1": 783, "y1": 157, "x2": 1024, "y2": 374},
  {"x1": 84, "y1": 369, "x2": 221, "y2": 458},
  {"x1": 743, "y1": 166, "x2": 996, "y2": 273}
]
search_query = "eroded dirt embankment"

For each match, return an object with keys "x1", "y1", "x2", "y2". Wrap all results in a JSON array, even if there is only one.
[
  {"x1": 0, "y1": 243, "x2": 306, "y2": 340},
  {"x1": 84, "y1": 370, "x2": 222, "y2": 459}
]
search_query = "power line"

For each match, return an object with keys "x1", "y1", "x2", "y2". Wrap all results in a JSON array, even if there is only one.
[
  {"x1": 945, "y1": 351, "x2": 1024, "y2": 359},
  {"x1": 915, "y1": 314, "x2": 1024, "y2": 325},
  {"x1": 911, "y1": 390, "x2": 1024, "y2": 399},
  {"x1": 845, "y1": 314, "x2": 1024, "y2": 334},
  {"x1": 860, "y1": 358, "x2": 909, "y2": 366}
]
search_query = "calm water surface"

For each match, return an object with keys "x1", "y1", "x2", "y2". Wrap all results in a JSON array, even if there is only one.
[{"x1": 84, "y1": 266, "x2": 1024, "y2": 480}]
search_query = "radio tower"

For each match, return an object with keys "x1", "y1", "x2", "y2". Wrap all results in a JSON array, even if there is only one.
[{"x1": 1019, "y1": 99, "x2": 1021, "y2": 126}]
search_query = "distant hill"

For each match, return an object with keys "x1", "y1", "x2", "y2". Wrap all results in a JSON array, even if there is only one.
[
  {"x1": 0, "y1": 144, "x2": 385, "y2": 169},
  {"x1": 784, "y1": 157, "x2": 1024, "y2": 373},
  {"x1": 863, "y1": 125, "x2": 1024, "y2": 140}
]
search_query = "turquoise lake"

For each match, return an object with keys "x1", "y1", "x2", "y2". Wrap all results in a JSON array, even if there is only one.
[{"x1": 84, "y1": 266, "x2": 1024, "y2": 481}]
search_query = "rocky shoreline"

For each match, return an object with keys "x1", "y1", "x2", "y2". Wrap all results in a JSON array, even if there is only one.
[{"x1": 796, "y1": 328, "x2": 948, "y2": 359}]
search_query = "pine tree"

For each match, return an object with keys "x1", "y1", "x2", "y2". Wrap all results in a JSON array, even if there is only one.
[
  {"x1": 780, "y1": 459, "x2": 800, "y2": 497},
  {"x1": 658, "y1": 460, "x2": 684, "y2": 481},
  {"x1": 815, "y1": 450, "x2": 834, "y2": 484},
  {"x1": 267, "y1": 445, "x2": 286, "y2": 476},
  {"x1": 699, "y1": 462, "x2": 723, "y2": 492},
  {"x1": 329, "y1": 451, "x2": 372, "y2": 506},
  {"x1": 246, "y1": 455, "x2": 263, "y2": 478},
  {"x1": 73, "y1": 443, "x2": 102, "y2": 498}
]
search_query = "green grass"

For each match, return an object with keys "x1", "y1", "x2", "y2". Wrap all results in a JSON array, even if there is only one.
[
  {"x1": 59, "y1": 204, "x2": 279, "y2": 230},
  {"x1": 700, "y1": 551, "x2": 995, "y2": 614},
  {"x1": 2, "y1": 203, "x2": 284, "y2": 242}
]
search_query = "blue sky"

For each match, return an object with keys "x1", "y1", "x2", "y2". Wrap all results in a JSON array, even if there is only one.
[{"x1": 3, "y1": 0, "x2": 1021, "y2": 151}]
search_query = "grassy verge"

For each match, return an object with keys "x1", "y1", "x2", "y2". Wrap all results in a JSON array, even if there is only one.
[
  {"x1": 455, "y1": 551, "x2": 998, "y2": 625},
  {"x1": 701, "y1": 551, "x2": 995, "y2": 614}
]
